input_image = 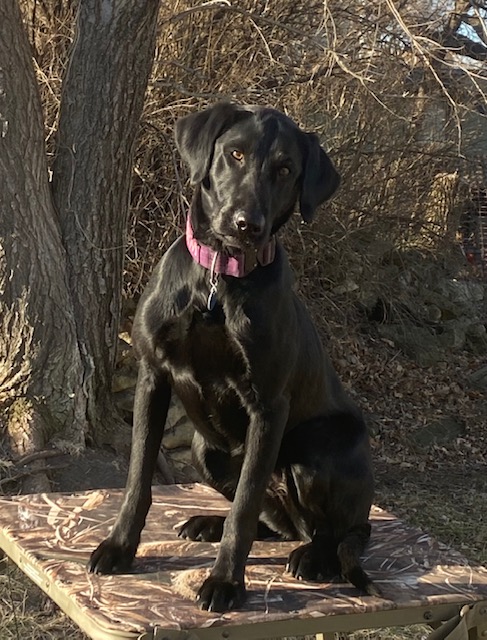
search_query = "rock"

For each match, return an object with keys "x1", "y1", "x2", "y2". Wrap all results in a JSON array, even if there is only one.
[
  {"x1": 365, "y1": 414, "x2": 382, "y2": 437},
  {"x1": 466, "y1": 323, "x2": 487, "y2": 353},
  {"x1": 163, "y1": 420, "x2": 194, "y2": 449},
  {"x1": 438, "y1": 322, "x2": 467, "y2": 351},
  {"x1": 418, "y1": 288, "x2": 462, "y2": 320},
  {"x1": 166, "y1": 447, "x2": 200, "y2": 483},
  {"x1": 167, "y1": 447, "x2": 193, "y2": 465},
  {"x1": 333, "y1": 280, "x2": 359, "y2": 295},
  {"x1": 418, "y1": 303, "x2": 442, "y2": 324},
  {"x1": 357, "y1": 288, "x2": 379, "y2": 310},
  {"x1": 412, "y1": 417, "x2": 465, "y2": 448},
  {"x1": 172, "y1": 463, "x2": 201, "y2": 484},
  {"x1": 376, "y1": 314, "x2": 485, "y2": 364},
  {"x1": 377, "y1": 324, "x2": 442, "y2": 366},
  {"x1": 111, "y1": 365, "x2": 138, "y2": 393},
  {"x1": 163, "y1": 394, "x2": 194, "y2": 449},
  {"x1": 166, "y1": 395, "x2": 189, "y2": 429},
  {"x1": 113, "y1": 388, "x2": 135, "y2": 414},
  {"x1": 467, "y1": 366, "x2": 487, "y2": 389},
  {"x1": 438, "y1": 279, "x2": 485, "y2": 304}
]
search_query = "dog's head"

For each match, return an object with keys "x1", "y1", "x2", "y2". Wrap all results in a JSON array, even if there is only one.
[{"x1": 175, "y1": 102, "x2": 340, "y2": 250}]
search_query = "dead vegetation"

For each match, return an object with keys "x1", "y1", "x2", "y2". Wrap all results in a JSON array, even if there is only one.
[
  {"x1": 1, "y1": 1, "x2": 487, "y2": 639},
  {"x1": 21, "y1": 0, "x2": 487, "y2": 302}
]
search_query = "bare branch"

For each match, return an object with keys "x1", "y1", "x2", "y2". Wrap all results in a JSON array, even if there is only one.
[{"x1": 443, "y1": 31, "x2": 487, "y2": 60}]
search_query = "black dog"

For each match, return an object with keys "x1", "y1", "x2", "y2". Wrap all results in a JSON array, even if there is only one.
[{"x1": 89, "y1": 102, "x2": 378, "y2": 612}]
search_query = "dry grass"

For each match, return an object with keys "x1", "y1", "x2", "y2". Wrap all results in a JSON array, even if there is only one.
[
  {"x1": 0, "y1": 556, "x2": 85, "y2": 639},
  {"x1": 377, "y1": 466, "x2": 487, "y2": 566}
]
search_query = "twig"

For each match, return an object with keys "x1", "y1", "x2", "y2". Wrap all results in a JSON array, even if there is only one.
[{"x1": 16, "y1": 449, "x2": 62, "y2": 467}]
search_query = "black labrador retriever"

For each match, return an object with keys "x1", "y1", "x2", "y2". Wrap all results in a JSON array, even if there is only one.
[{"x1": 88, "y1": 102, "x2": 378, "y2": 612}]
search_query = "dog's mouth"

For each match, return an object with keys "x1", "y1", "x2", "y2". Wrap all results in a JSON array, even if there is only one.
[{"x1": 212, "y1": 227, "x2": 270, "y2": 254}]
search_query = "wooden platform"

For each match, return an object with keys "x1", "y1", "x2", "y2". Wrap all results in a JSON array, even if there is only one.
[{"x1": 0, "y1": 483, "x2": 486, "y2": 639}]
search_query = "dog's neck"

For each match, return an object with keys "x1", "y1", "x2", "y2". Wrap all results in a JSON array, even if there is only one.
[{"x1": 185, "y1": 215, "x2": 276, "y2": 278}]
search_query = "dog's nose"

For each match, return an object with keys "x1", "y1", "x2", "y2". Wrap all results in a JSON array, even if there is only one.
[{"x1": 234, "y1": 213, "x2": 264, "y2": 237}]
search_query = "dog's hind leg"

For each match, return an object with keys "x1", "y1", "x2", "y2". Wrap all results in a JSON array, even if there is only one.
[
  {"x1": 178, "y1": 513, "x2": 278, "y2": 542},
  {"x1": 287, "y1": 521, "x2": 380, "y2": 595},
  {"x1": 278, "y1": 413, "x2": 380, "y2": 595},
  {"x1": 178, "y1": 432, "x2": 280, "y2": 542},
  {"x1": 337, "y1": 524, "x2": 381, "y2": 596},
  {"x1": 178, "y1": 433, "x2": 238, "y2": 542}
]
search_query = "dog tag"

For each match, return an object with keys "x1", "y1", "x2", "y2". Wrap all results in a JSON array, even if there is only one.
[{"x1": 207, "y1": 289, "x2": 217, "y2": 311}]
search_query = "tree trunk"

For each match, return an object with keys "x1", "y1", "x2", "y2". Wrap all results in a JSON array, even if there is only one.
[
  {"x1": 51, "y1": 0, "x2": 161, "y2": 444},
  {"x1": 0, "y1": 0, "x2": 87, "y2": 490},
  {"x1": 0, "y1": 0, "x2": 160, "y2": 489}
]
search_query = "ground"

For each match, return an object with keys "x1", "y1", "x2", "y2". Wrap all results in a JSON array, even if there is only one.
[{"x1": 0, "y1": 326, "x2": 486, "y2": 639}]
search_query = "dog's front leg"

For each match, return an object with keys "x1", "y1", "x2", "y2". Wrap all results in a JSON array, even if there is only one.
[
  {"x1": 197, "y1": 398, "x2": 288, "y2": 612},
  {"x1": 88, "y1": 359, "x2": 171, "y2": 574}
]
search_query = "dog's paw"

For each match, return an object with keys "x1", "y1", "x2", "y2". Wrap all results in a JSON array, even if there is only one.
[
  {"x1": 87, "y1": 538, "x2": 136, "y2": 575},
  {"x1": 196, "y1": 575, "x2": 246, "y2": 612},
  {"x1": 286, "y1": 542, "x2": 339, "y2": 582},
  {"x1": 178, "y1": 515, "x2": 225, "y2": 542}
]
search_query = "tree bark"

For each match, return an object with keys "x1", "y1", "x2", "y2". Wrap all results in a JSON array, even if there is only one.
[
  {"x1": 0, "y1": 0, "x2": 88, "y2": 489},
  {"x1": 0, "y1": 0, "x2": 160, "y2": 489},
  {"x1": 51, "y1": 0, "x2": 161, "y2": 443}
]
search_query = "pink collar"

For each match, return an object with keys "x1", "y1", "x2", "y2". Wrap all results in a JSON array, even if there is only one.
[{"x1": 185, "y1": 215, "x2": 276, "y2": 278}]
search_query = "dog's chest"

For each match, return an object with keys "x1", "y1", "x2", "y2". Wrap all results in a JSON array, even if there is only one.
[
  {"x1": 157, "y1": 303, "x2": 247, "y2": 387},
  {"x1": 155, "y1": 304, "x2": 251, "y2": 443}
]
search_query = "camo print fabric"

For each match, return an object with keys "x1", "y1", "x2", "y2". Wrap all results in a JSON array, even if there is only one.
[{"x1": 0, "y1": 483, "x2": 486, "y2": 636}]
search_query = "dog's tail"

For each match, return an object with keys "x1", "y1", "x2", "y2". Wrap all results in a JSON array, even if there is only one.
[{"x1": 337, "y1": 523, "x2": 381, "y2": 597}]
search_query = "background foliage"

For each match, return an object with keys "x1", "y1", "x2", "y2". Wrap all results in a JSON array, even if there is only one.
[{"x1": 22, "y1": 0, "x2": 487, "y2": 306}]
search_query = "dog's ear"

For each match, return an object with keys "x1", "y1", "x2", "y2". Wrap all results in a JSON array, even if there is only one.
[
  {"x1": 300, "y1": 133, "x2": 340, "y2": 223},
  {"x1": 175, "y1": 102, "x2": 244, "y2": 184}
]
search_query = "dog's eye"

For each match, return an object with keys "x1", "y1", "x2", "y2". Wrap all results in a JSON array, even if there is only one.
[
  {"x1": 231, "y1": 150, "x2": 244, "y2": 162},
  {"x1": 278, "y1": 166, "x2": 290, "y2": 177}
]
